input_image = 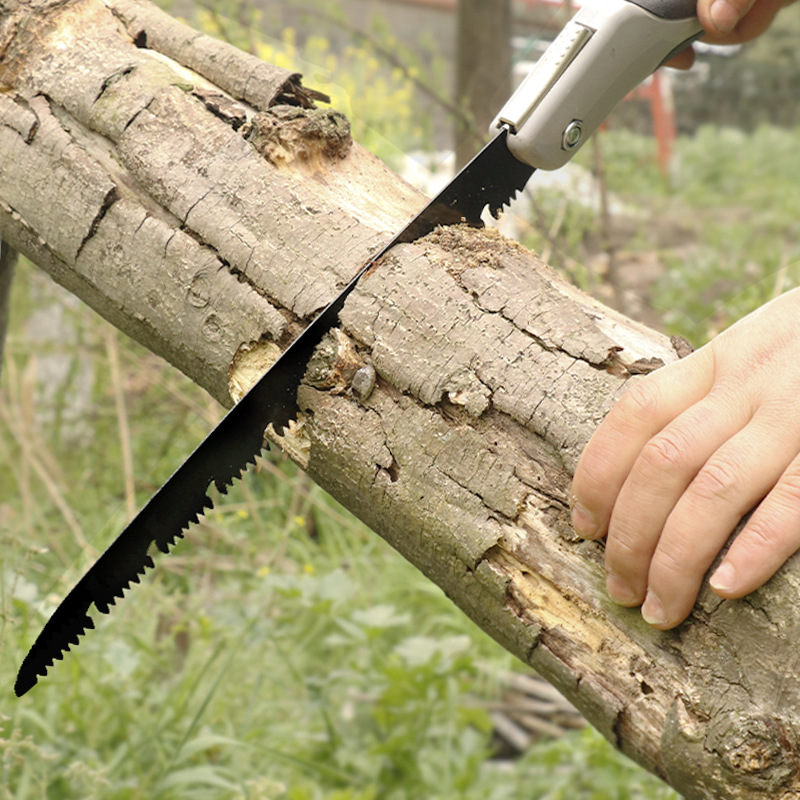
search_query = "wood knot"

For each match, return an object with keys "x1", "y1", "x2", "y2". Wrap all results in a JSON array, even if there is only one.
[
  {"x1": 719, "y1": 716, "x2": 798, "y2": 790},
  {"x1": 304, "y1": 329, "x2": 362, "y2": 394},
  {"x1": 247, "y1": 105, "x2": 352, "y2": 169}
]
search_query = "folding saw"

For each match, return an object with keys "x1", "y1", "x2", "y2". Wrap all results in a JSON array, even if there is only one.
[{"x1": 15, "y1": 0, "x2": 702, "y2": 696}]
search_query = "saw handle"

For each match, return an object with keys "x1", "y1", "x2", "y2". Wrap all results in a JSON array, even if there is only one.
[{"x1": 495, "y1": 0, "x2": 702, "y2": 170}]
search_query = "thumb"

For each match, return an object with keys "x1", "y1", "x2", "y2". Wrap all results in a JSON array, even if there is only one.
[{"x1": 700, "y1": 0, "x2": 757, "y2": 34}]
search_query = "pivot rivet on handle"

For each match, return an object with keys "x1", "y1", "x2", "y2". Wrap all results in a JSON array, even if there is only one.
[{"x1": 562, "y1": 119, "x2": 584, "y2": 150}]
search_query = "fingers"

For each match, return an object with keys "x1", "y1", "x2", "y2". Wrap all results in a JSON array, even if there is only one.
[
  {"x1": 667, "y1": 0, "x2": 791, "y2": 69},
  {"x1": 572, "y1": 341, "x2": 800, "y2": 630},
  {"x1": 698, "y1": 0, "x2": 757, "y2": 35},
  {"x1": 574, "y1": 286, "x2": 800, "y2": 628},
  {"x1": 697, "y1": 0, "x2": 789, "y2": 41},
  {"x1": 665, "y1": 47, "x2": 696, "y2": 70},
  {"x1": 602, "y1": 387, "x2": 753, "y2": 610},
  {"x1": 711, "y1": 458, "x2": 800, "y2": 599},
  {"x1": 570, "y1": 348, "x2": 715, "y2": 542},
  {"x1": 635, "y1": 411, "x2": 800, "y2": 628}
]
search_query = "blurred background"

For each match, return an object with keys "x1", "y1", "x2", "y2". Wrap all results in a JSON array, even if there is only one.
[{"x1": 2, "y1": 1, "x2": 799, "y2": 797}]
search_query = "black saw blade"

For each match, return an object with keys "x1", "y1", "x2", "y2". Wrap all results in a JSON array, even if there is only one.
[{"x1": 15, "y1": 128, "x2": 534, "y2": 697}]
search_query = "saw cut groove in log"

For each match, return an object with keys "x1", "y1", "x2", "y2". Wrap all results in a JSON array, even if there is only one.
[{"x1": 3, "y1": 1, "x2": 800, "y2": 797}]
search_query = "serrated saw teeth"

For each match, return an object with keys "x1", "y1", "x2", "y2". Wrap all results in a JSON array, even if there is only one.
[{"x1": 17, "y1": 128, "x2": 537, "y2": 697}]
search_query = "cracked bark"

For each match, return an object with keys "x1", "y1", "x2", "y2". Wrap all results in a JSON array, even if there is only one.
[{"x1": 2, "y1": 1, "x2": 800, "y2": 797}]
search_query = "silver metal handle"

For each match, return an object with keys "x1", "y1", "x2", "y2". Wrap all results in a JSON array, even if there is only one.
[{"x1": 494, "y1": 0, "x2": 701, "y2": 170}]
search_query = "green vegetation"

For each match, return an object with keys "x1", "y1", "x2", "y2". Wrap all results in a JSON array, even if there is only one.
[
  {"x1": 525, "y1": 123, "x2": 800, "y2": 345},
  {"x1": 191, "y1": 2, "x2": 435, "y2": 168},
  {"x1": 656, "y1": 125, "x2": 800, "y2": 343}
]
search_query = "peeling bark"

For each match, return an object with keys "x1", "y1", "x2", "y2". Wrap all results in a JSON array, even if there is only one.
[{"x1": 2, "y1": 1, "x2": 800, "y2": 797}]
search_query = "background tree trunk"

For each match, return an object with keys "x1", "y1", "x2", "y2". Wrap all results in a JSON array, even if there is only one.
[
  {"x1": 3, "y1": 1, "x2": 800, "y2": 798},
  {"x1": 0, "y1": 238, "x2": 17, "y2": 375},
  {"x1": 455, "y1": 0, "x2": 512, "y2": 168}
]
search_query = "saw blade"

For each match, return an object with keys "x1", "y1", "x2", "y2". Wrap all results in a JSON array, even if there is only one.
[{"x1": 15, "y1": 128, "x2": 534, "y2": 697}]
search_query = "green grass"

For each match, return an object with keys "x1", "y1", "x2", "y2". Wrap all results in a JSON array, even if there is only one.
[{"x1": 527, "y1": 123, "x2": 800, "y2": 346}]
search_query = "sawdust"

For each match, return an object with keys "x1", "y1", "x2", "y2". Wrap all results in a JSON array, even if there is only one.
[{"x1": 422, "y1": 224, "x2": 528, "y2": 277}]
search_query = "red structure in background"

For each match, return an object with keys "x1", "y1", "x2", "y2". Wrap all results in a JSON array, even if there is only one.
[
  {"x1": 393, "y1": 0, "x2": 680, "y2": 172},
  {"x1": 630, "y1": 70, "x2": 677, "y2": 176}
]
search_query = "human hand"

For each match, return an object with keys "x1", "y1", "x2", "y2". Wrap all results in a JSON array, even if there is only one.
[
  {"x1": 667, "y1": 0, "x2": 796, "y2": 69},
  {"x1": 570, "y1": 286, "x2": 800, "y2": 629}
]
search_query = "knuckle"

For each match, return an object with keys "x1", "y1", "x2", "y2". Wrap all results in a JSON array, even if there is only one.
[
  {"x1": 572, "y1": 453, "x2": 613, "y2": 511},
  {"x1": 607, "y1": 522, "x2": 652, "y2": 567},
  {"x1": 740, "y1": 519, "x2": 777, "y2": 554},
  {"x1": 692, "y1": 457, "x2": 742, "y2": 503},
  {"x1": 616, "y1": 378, "x2": 661, "y2": 424},
  {"x1": 652, "y1": 540, "x2": 699, "y2": 580},
  {"x1": 775, "y1": 467, "x2": 800, "y2": 504},
  {"x1": 736, "y1": 516, "x2": 796, "y2": 573},
  {"x1": 638, "y1": 429, "x2": 691, "y2": 475}
]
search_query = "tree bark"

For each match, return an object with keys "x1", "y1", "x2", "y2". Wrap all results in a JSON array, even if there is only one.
[{"x1": 2, "y1": 1, "x2": 800, "y2": 798}]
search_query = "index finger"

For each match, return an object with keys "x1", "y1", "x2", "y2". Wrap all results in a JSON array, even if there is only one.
[
  {"x1": 570, "y1": 348, "x2": 714, "y2": 540},
  {"x1": 667, "y1": 0, "x2": 789, "y2": 70}
]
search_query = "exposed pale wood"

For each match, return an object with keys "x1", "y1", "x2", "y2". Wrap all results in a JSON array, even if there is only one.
[{"x1": 2, "y1": 1, "x2": 800, "y2": 797}]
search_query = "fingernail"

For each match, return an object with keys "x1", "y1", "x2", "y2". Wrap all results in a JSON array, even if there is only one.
[
  {"x1": 570, "y1": 501, "x2": 598, "y2": 539},
  {"x1": 710, "y1": 561, "x2": 736, "y2": 594},
  {"x1": 709, "y1": 0, "x2": 739, "y2": 33},
  {"x1": 606, "y1": 572, "x2": 640, "y2": 606},
  {"x1": 641, "y1": 590, "x2": 667, "y2": 627}
]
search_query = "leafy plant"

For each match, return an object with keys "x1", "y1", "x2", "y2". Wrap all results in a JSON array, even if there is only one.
[{"x1": 189, "y1": 2, "x2": 433, "y2": 168}]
